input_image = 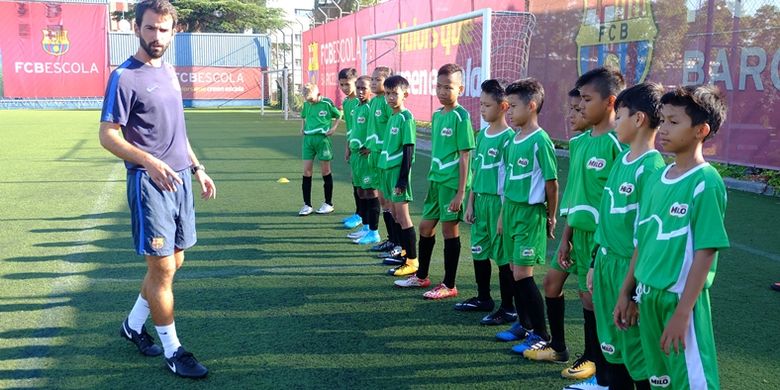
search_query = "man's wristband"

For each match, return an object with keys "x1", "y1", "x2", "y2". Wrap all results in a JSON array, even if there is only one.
[{"x1": 191, "y1": 164, "x2": 205, "y2": 175}]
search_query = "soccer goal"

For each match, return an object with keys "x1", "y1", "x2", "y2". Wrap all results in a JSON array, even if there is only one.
[
  {"x1": 260, "y1": 68, "x2": 290, "y2": 120},
  {"x1": 360, "y1": 8, "x2": 536, "y2": 128}
]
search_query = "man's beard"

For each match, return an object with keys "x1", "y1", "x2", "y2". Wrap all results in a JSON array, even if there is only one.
[{"x1": 139, "y1": 37, "x2": 168, "y2": 59}]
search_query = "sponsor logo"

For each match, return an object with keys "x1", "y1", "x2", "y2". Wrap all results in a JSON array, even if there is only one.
[
  {"x1": 375, "y1": 109, "x2": 382, "y2": 116},
  {"x1": 322, "y1": 149, "x2": 331, "y2": 158},
  {"x1": 618, "y1": 182, "x2": 635, "y2": 195},
  {"x1": 151, "y1": 237, "x2": 165, "y2": 250},
  {"x1": 488, "y1": 148, "x2": 498, "y2": 157},
  {"x1": 517, "y1": 157, "x2": 529, "y2": 167},
  {"x1": 42, "y1": 26, "x2": 70, "y2": 56},
  {"x1": 146, "y1": 85, "x2": 160, "y2": 93},
  {"x1": 471, "y1": 245, "x2": 483, "y2": 254},
  {"x1": 363, "y1": 177, "x2": 371, "y2": 184},
  {"x1": 319, "y1": 110, "x2": 327, "y2": 117},
  {"x1": 669, "y1": 202, "x2": 689, "y2": 217},
  {"x1": 357, "y1": 116, "x2": 366, "y2": 124},
  {"x1": 390, "y1": 127, "x2": 399, "y2": 135},
  {"x1": 600, "y1": 342, "x2": 616, "y2": 354},
  {"x1": 587, "y1": 157, "x2": 607, "y2": 170},
  {"x1": 440, "y1": 127, "x2": 454, "y2": 137},
  {"x1": 167, "y1": 361, "x2": 177, "y2": 373},
  {"x1": 522, "y1": 248, "x2": 535, "y2": 257},
  {"x1": 649, "y1": 375, "x2": 671, "y2": 388}
]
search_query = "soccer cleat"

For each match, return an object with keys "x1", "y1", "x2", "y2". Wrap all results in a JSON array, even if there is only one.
[
  {"x1": 376, "y1": 246, "x2": 403, "y2": 259},
  {"x1": 454, "y1": 297, "x2": 495, "y2": 312},
  {"x1": 771, "y1": 282, "x2": 780, "y2": 292},
  {"x1": 165, "y1": 346, "x2": 208, "y2": 379},
  {"x1": 370, "y1": 240, "x2": 395, "y2": 252},
  {"x1": 315, "y1": 202, "x2": 335, "y2": 214},
  {"x1": 561, "y1": 355, "x2": 596, "y2": 380},
  {"x1": 298, "y1": 204, "x2": 314, "y2": 216},
  {"x1": 423, "y1": 284, "x2": 459, "y2": 300},
  {"x1": 347, "y1": 226, "x2": 369, "y2": 239},
  {"x1": 382, "y1": 253, "x2": 406, "y2": 266},
  {"x1": 343, "y1": 214, "x2": 362, "y2": 229},
  {"x1": 510, "y1": 331, "x2": 547, "y2": 354},
  {"x1": 119, "y1": 318, "x2": 163, "y2": 357},
  {"x1": 495, "y1": 322, "x2": 529, "y2": 342},
  {"x1": 388, "y1": 261, "x2": 417, "y2": 276},
  {"x1": 562, "y1": 376, "x2": 607, "y2": 390},
  {"x1": 480, "y1": 307, "x2": 518, "y2": 325},
  {"x1": 355, "y1": 230, "x2": 381, "y2": 245},
  {"x1": 523, "y1": 345, "x2": 570, "y2": 363},
  {"x1": 394, "y1": 275, "x2": 431, "y2": 288}
]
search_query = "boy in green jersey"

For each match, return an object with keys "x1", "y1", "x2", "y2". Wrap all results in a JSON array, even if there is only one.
[
  {"x1": 339, "y1": 68, "x2": 363, "y2": 229},
  {"x1": 492, "y1": 79, "x2": 560, "y2": 356},
  {"x1": 394, "y1": 64, "x2": 475, "y2": 299},
  {"x1": 616, "y1": 85, "x2": 728, "y2": 390},
  {"x1": 454, "y1": 79, "x2": 519, "y2": 326},
  {"x1": 567, "y1": 87, "x2": 591, "y2": 134},
  {"x1": 530, "y1": 68, "x2": 626, "y2": 390},
  {"x1": 377, "y1": 75, "x2": 419, "y2": 273},
  {"x1": 299, "y1": 83, "x2": 342, "y2": 216},
  {"x1": 582, "y1": 82, "x2": 666, "y2": 390}
]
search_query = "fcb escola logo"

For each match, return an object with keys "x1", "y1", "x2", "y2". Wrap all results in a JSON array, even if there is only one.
[
  {"x1": 42, "y1": 26, "x2": 70, "y2": 56},
  {"x1": 618, "y1": 182, "x2": 635, "y2": 195},
  {"x1": 669, "y1": 202, "x2": 688, "y2": 217},
  {"x1": 586, "y1": 157, "x2": 606, "y2": 170}
]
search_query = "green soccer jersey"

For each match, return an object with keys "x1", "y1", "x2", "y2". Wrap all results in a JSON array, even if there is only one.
[
  {"x1": 561, "y1": 129, "x2": 625, "y2": 232},
  {"x1": 594, "y1": 149, "x2": 666, "y2": 259},
  {"x1": 348, "y1": 101, "x2": 371, "y2": 151},
  {"x1": 378, "y1": 109, "x2": 416, "y2": 169},
  {"x1": 503, "y1": 128, "x2": 558, "y2": 204},
  {"x1": 342, "y1": 96, "x2": 360, "y2": 136},
  {"x1": 301, "y1": 97, "x2": 342, "y2": 135},
  {"x1": 471, "y1": 126, "x2": 515, "y2": 196},
  {"x1": 365, "y1": 95, "x2": 394, "y2": 152},
  {"x1": 427, "y1": 105, "x2": 476, "y2": 189},
  {"x1": 634, "y1": 163, "x2": 729, "y2": 292}
]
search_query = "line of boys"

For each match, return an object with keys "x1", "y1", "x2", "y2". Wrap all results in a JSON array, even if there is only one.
[{"x1": 299, "y1": 63, "x2": 729, "y2": 390}]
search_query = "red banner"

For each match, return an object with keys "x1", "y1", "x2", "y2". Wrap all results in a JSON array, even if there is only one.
[
  {"x1": 175, "y1": 66, "x2": 262, "y2": 100},
  {"x1": 0, "y1": 1, "x2": 107, "y2": 98}
]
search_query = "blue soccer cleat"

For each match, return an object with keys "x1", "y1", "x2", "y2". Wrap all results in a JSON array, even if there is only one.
[
  {"x1": 343, "y1": 214, "x2": 362, "y2": 229},
  {"x1": 355, "y1": 230, "x2": 380, "y2": 245},
  {"x1": 511, "y1": 331, "x2": 547, "y2": 354},
  {"x1": 495, "y1": 322, "x2": 529, "y2": 342}
]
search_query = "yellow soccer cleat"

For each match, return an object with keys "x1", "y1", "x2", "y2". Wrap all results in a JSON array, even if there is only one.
[
  {"x1": 523, "y1": 345, "x2": 570, "y2": 363},
  {"x1": 560, "y1": 355, "x2": 596, "y2": 380}
]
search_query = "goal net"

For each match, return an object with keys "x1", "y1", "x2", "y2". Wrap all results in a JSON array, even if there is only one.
[
  {"x1": 361, "y1": 9, "x2": 536, "y2": 129},
  {"x1": 260, "y1": 68, "x2": 290, "y2": 120}
]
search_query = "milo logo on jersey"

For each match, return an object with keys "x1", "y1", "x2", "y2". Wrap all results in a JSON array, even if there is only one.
[
  {"x1": 649, "y1": 375, "x2": 671, "y2": 388},
  {"x1": 669, "y1": 202, "x2": 689, "y2": 217},
  {"x1": 575, "y1": 0, "x2": 658, "y2": 85},
  {"x1": 318, "y1": 110, "x2": 327, "y2": 117},
  {"x1": 441, "y1": 127, "x2": 453, "y2": 137},
  {"x1": 586, "y1": 157, "x2": 606, "y2": 170},
  {"x1": 618, "y1": 182, "x2": 635, "y2": 195},
  {"x1": 600, "y1": 342, "x2": 615, "y2": 355},
  {"x1": 517, "y1": 157, "x2": 529, "y2": 168},
  {"x1": 390, "y1": 127, "x2": 399, "y2": 135},
  {"x1": 488, "y1": 148, "x2": 498, "y2": 158},
  {"x1": 357, "y1": 116, "x2": 366, "y2": 124},
  {"x1": 471, "y1": 245, "x2": 483, "y2": 254}
]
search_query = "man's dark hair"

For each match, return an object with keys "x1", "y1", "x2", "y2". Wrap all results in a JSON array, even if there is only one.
[
  {"x1": 614, "y1": 82, "x2": 665, "y2": 129},
  {"x1": 338, "y1": 68, "x2": 358, "y2": 80},
  {"x1": 568, "y1": 87, "x2": 581, "y2": 98},
  {"x1": 437, "y1": 63, "x2": 463, "y2": 78},
  {"x1": 660, "y1": 85, "x2": 727, "y2": 141},
  {"x1": 383, "y1": 75, "x2": 410, "y2": 91},
  {"x1": 575, "y1": 67, "x2": 625, "y2": 99},
  {"x1": 135, "y1": 0, "x2": 177, "y2": 28},
  {"x1": 373, "y1": 66, "x2": 394, "y2": 78},
  {"x1": 505, "y1": 78, "x2": 545, "y2": 114},
  {"x1": 481, "y1": 79, "x2": 506, "y2": 102}
]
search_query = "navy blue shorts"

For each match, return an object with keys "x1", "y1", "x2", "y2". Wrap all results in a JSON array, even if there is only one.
[{"x1": 127, "y1": 169, "x2": 197, "y2": 256}]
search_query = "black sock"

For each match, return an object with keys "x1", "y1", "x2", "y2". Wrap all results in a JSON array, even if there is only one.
[
  {"x1": 514, "y1": 277, "x2": 549, "y2": 340},
  {"x1": 635, "y1": 380, "x2": 651, "y2": 390},
  {"x1": 323, "y1": 174, "x2": 333, "y2": 205},
  {"x1": 497, "y1": 264, "x2": 515, "y2": 311},
  {"x1": 442, "y1": 237, "x2": 460, "y2": 288},
  {"x1": 546, "y1": 296, "x2": 566, "y2": 352},
  {"x1": 585, "y1": 308, "x2": 609, "y2": 386},
  {"x1": 382, "y1": 211, "x2": 395, "y2": 243},
  {"x1": 353, "y1": 187, "x2": 360, "y2": 214},
  {"x1": 302, "y1": 176, "x2": 312, "y2": 207},
  {"x1": 401, "y1": 227, "x2": 417, "y2": 259},
  {"x1": 473, "y1": 260, "x2": 492, "y2": 300},
  {"x1": 606, "y1": 362, "x2": 634, "y2": 390},
  {"x1": 416, "y1": 235, "x2": 435, "y2": 279},
  {"x1": 358, "y1": 198, "x2": 369, "y2": 225},
  {"x1": 367, "y1": 198, "x2": 380, "y2": 231},
  {"x1": 393, "y1": 222, "x2": 403, "y2": 248}
]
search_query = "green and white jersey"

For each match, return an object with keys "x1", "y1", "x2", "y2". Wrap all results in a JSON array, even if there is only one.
[
  {"x1": 561, "y1": 129, "x2": 624, "y2": 232},
  {"x1": 348, "y1": 101, "x2": 371, "y2": 151},
  {"x1": 342, "y1": 96, "x2": 360, "y2": 136},
  {"x1": 365, "y1": 95, "x2": 394, "y2": 152},
  {"x1": 471, "y1": 126, "x2": 515, "y2": 196},
  {"x1": 503, "y1": 128, "x2": 558, "y2": 204},
  {"x1": 378, "y1": 109, "x2": 416, "y2": 169},
  {"x1": 301, "y1": 97, "x2": 342, "y2": 135},
  {"x1": 427, "y1": 105, "x2": 476, "y2": 189},
  {"x1": 634, "y1": 163, "x2": 729, "y2": 292},
  {"x1": 594, "y1": 149, "x2": 666, "y2": 258}
]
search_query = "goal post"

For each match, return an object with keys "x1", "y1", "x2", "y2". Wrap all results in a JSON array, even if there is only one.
[{"x1": 260, "y1": 68, "x2": 290, "y2": 120}]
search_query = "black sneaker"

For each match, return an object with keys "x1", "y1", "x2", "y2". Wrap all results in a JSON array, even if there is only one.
[
  {"x1": 119, "y1": 318, "x2": 163, "y2": 356},
  {"x1": 370, "y1": 240, "x2": 395, "y2": 252},
  {"x1": 480, "y1": 307, "x2": 518, "y2": 325},
  {"x1": 382, "y1": 253, "x2": 405, "y2": 265},
  {"x1": 165, "y1": 346, "x2": 208, "y2": 379},
  {"x1": 376, "y1": 246, "x2": 403, "y2": 259},
  {"x1": 453, "y1": 297, "x2": 495, "y2": 312}
]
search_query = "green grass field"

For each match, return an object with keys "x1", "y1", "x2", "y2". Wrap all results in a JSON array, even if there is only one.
[{"x1": 1, "y1": 109, "x2": 779, "y2": 389}]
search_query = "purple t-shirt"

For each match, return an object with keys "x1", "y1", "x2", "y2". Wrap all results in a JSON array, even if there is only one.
[{"x1": 100, "y1": 56, "x2": 192, "y2": 171}]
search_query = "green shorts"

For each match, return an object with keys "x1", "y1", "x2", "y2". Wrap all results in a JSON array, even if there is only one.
[
  {"x1": 421, "y1": 181, "x2": 463, "y2": 222},
  {"x1": 470, "y1": 193, "x2": 506, "y2": 265},
  {"x1": 349, "y1": 151, "x2": 362, "y2": 187},
  {"x1": 592, "y1": 246, "x2": 647, "y2": 380},
  {"x1": 380, "y1": 166, "x2": 413, "y2": 203},
  {"x1": 551, "y1": 228, "x2": 594, "y2": 292},
  {"x1": 367, "y1": 151, "x2": 385, "y2": 193},
  {"x1": 302, "y1": 134, "x2": 333, "y2": 161},
  {"x1": 502, "y1": 200, "x2": 547, "y2": 266},
  {"x1": 636, "y1": 283, "x2": 719, "y2": 389}
]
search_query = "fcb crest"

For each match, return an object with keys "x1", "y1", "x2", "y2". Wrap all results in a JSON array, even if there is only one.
[
  {"x1": 575, "y1": 0, "x2": 658, "y2": 84},
  {"x1": 42, "y1": 27, "x2": 70, "y2": 56}
]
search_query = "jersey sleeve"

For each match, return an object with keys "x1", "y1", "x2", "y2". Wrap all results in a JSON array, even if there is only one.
[
  {"x1": 637, "y1": 154, "x2": 667, "y2": 191},
  {"x1": 538, "y1": 136, "x2": 558, "y2": 181},
  {"x1": 456, "y1": 111, "x2": 476, "y2": 151},
  {"x1": 691, "y1": 179, "x2": 730, "y2": 251},
  {"x1": 100, "y1": 71, "x2": 134, "y2": 125},
  {"x1": 402, "y1": 113, "x2": 416, "y2": 145},
  {"x1": 329, "y1": 100, "x2": 342, "y2": 119},
  {"x1": 301, "y1": 101, "x2": 310, "y2": 120}
]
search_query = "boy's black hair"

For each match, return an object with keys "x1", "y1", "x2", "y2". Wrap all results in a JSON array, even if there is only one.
[
  {"x1": 575, "y1": 67, "x2": 625, "y2": 99},
  {"x1": 660, "y1": 84, "x2": 727, "y2": 141},
  {"x1": 505, "y1": 78, "x2": 545, "y2": 114},
  {"x1": 614, "y1": 82, "x2": 664, "y2": 129},
  {"x1": 383, "y1": 75, "x2": 410, "y2": 91},
  {"x1": 135, "y1": 0, "x2": 177, "y2": 27},
  {"x1": 356, "y1": 75, "x2": 371, "y2": 84},
  {"x1": 568, "y1": 87, "x2": 581, "y2": 98},
  {"x1": 373, "y1": 66, "x2": 394, "y2": 78},
  {"x1": 437, "y1": 63, "x2": 463, "y2": 78},
  {"x1": 338, "y1": 68, "x2": 358, "y2": 80},
  {"x1": 481, "y1": 79, "x2": 506, "y2": 102}
]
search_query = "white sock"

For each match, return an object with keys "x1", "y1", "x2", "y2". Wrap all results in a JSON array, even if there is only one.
[
  {"x1": 127, "y1": 294, "x2": 150, "y2": 333},
  {"x1": 155, "y1": 322, "x2": 182, "y2": 359}
]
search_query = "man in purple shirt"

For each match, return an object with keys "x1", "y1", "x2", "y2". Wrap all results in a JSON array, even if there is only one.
[{"x1": 99, "y1": 0, "x2": 215, "y2": 379}]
